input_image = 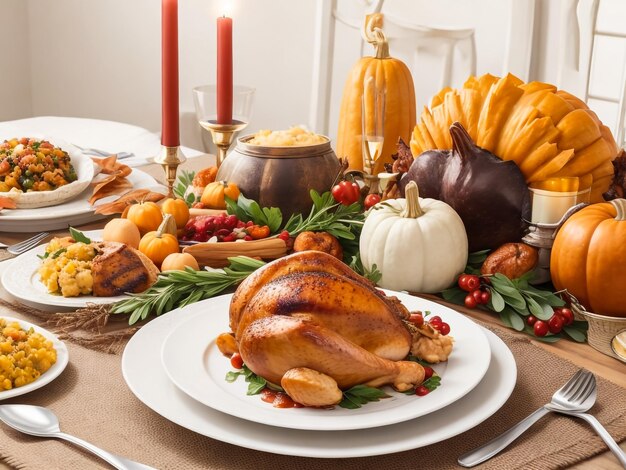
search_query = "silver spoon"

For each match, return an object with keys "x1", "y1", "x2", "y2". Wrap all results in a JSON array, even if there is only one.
[{"x1": 0, "y1": 404, "x2": 156, "y2": 470}]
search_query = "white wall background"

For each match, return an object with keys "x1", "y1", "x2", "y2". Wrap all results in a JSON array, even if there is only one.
[{"x1": 1, "y1": 0, "x2": 624, "y2": 151}]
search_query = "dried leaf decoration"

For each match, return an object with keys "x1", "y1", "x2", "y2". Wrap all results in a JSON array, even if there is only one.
[
  {"x1": 93, "y1": 189, "x2": 165, "y2": 215},
  {"x1": 0, "y1": 196, "x2": 17, "y2": 211},
  {"x1": 603, "y1": 149, "x2": 626, "y2": 201},
  {"x1": 89, "y1": 156, "x2": 133, "y2": 204}
]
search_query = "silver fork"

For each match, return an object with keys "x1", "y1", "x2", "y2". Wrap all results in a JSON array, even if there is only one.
[
  {"x1": 458, "y1": 369, "x2": 596, "y2": 467},
  {"x1": 76, "y1": 146, "x2": 134, "y2": 160},
  {"x1": 3, "y1": 232, "x2": 50, "y2": 255},
  {"x1": 546, "y1": 383, "x2": 626, "y2": 467}
]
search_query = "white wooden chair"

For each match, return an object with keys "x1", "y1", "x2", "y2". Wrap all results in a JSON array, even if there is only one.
[
  {"x1": 557, "y1": 0, "x2": 626, "y2": 148},
  {"x1": 310, "y1": 0, "x2": 537, "y2": 139}
]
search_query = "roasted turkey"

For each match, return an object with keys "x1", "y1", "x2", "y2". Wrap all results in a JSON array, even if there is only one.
[{"x1": 219, "y1": 250, "x2": 453, "y2": 407}]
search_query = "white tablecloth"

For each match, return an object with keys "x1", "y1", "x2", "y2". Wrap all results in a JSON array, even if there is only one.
[{"x1": 0, "y1": 116, "x2": 203, "y2": 167}]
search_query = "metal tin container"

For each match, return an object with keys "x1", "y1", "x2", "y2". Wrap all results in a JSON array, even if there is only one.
[{"x1": 216, "y1": 135, "x2": 340, "y2": 218}]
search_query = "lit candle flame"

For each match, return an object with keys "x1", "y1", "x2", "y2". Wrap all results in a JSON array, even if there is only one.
[{"x1": 221, "y1": 0, "x2": 234, "y2": 17}]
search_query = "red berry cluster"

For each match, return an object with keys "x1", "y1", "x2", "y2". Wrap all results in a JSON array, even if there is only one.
[
  {"x1": 526, "y1": 306, "x2": 574, "y2": 337},
  {"x1": 408, "y1": 312, "x2": 450, "y2": 336},
  {"x1": 457, "y1": 274, "x2": 491, "y2": 308},
  {"x1": 182, "y1": 214, "x2": 248, "y2": 242}
]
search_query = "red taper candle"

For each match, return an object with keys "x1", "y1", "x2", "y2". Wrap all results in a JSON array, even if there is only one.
[
  {"x1": 217, "y1": 15, "x2": 233, "y2": 124},
  {"x1": 162, "y1": 0, "x2": 180, "y2": 146}
]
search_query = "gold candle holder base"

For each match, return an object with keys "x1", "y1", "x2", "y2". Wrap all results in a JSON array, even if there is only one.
[
  {"x1": 200, "y1": 120, "x2": 248, "y2": 167},
  {"x1": 154, "y1": 145, "x2": 186, "y2": 197}
]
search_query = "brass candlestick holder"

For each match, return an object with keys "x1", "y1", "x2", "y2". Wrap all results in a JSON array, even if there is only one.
[
  {"x1": 200, "y1": 120, "x2": 248, "y2": 168},
  {"x1": 154, "y1": 145, "x2": 186, "y2": 197},
  {"x1": 522, "y1": 203, "x2": 586, "y2": 284}
]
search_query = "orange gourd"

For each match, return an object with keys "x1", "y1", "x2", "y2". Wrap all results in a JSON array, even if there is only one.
[
  {"x1": 550, "y1": 199, "x2": 626, "y2": 317},
  {"x1": 201, "y1": 181, "x2": 240, "y2": 209},
  {"x1": 102, "y1": 218, "x2": 141, "y2": 249},
  {"x1": 138, "y1": 214, "x2": 180, "y2": 266},
  {"x1": 161, "y1": 197, "x2": 190, "y2": 229},
  {"x1": 336, "y1": 14, "x2": 416, "y2": 174},
  {"x1": 125, "y1": 201, "x2": 163, "y2": 235},
  {"x1": 161, "y1": 252, "x2": 199, "y2": 271},
  {"x1": 411, "y1": 74, "x2": 619, "y2": 202}
]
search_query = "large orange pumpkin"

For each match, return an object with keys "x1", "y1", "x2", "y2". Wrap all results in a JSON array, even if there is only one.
[
  {"x1": 411, "y1": 73, "x2": 619, "y2": 202},
  {"x1": 336, "y1": 14, "x2": 416, "y2": 174},
  {"x1": 551, "y1": 199, "x2": 626, "y2": 317}
]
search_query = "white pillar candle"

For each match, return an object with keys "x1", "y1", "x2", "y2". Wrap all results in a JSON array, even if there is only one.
[{"x1": 530, "y1": 187, "x2": 590, "y2": 224}]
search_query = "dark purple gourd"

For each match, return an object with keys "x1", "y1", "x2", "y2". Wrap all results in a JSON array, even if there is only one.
[{"x1": 399, "y1": 122, "x2": 530, "y2": 252}]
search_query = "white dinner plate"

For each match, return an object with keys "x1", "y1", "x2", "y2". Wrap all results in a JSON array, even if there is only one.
[
  {"x1": 0, "y1": 168, "x2": 162, "y2": 232},
  {"x1": 161, "y1": 292, "x2": 492, "y2": 431},
  {"x1": 123, "y1": 301, "x2": 517, "y2": 458},
  {"x1": 1, "y1": 244, "x2": 127, "y2": 310},
  {"x1": 0, "y1": 316, "x2": 69, "y2": 400}
]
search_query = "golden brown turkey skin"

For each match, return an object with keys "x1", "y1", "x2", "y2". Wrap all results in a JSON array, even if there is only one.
[
  {"x1": 240, "y1": 316, "x2": 424, "y2": 391},
  {"x1": 234, "y1": 270, "x2": 412, "y2": 360},
  {"x1": 229, "y1": 250, "x2": 405, "y2": 333}
]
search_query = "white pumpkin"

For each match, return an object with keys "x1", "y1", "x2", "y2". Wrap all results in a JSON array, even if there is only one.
[{"x1": 360, "y1": 181, "x2": 468, "y2": 293}]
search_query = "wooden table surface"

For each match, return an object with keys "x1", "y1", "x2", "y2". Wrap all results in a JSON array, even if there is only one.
[{"x1": 1, "y1": 158, "x2": 625, "y2": 469}]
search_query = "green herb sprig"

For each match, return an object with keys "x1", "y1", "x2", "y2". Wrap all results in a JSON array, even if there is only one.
[
  {"x1": 69, "y1": 227, "x2": 92, "y2": 244},
  {"x1": 283, "y1": 190, "x2": 364, "y2": 239},
  {"x1": 173, "y1": 170, "x2": 197, "y2": 207},
  {"x1": 349, "y1": 254, "x2": 382, "y2": 284},
  {"x1": 442, "y1": 269, "x2": 587, "y2": 343},
  {"x1": 225, "y1": 364, "x2": 278, "y2": 395},
  {"x1": 225, "y1": 194, "x2": 283, "y2": 233},
  {"x1": 111, "y1": 256, "x2": 266, "y2": 325},
  {"x1": 339, "y1": 385, "x2": 390, "y2": 409}
]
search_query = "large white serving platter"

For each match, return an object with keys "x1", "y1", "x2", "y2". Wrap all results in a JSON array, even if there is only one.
[
  {"x1": 0, "y1": 316, "x2": 69, "y2": 400},
  {"x1": 161, "y1": 292, "x2": 491, "y2": 431},
  {"x1": 0, "y1": 168, "x2": 161, "y2": 232},
  {"x1": 1, "y1": 244, "x2": 127, "y2": 310},
  {"x1": 123, "y1": 299, "x2": 517, "y2": 458}
]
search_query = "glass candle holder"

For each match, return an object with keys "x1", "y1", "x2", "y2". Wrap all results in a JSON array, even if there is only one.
[
  {"x1": 529, "y1": 177, "x2": 590, "y2": 224},
  {"x1": 193, "y1": 85, "x2": 255, "y2": 167}
]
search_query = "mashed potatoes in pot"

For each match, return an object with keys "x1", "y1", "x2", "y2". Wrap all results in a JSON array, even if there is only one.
[{"x1": 248, "y1": 127, "x2": 327, "y2": 147}]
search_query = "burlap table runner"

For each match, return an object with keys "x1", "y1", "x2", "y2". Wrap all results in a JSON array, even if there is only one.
[{"x1": 0, "y1": 301, "x2": 624, "y2": 470}]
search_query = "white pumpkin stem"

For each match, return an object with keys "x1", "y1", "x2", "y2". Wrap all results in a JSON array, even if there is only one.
[
  {"x1": 401, "y1": 181, "x2": 424, "y2": 218},
  {"x1": 611, "y1": 198, "x2": 626, "y2": 221}
]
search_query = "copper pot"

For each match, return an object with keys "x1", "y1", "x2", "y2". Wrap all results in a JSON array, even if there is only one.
[{"x1": 216, "y1": 135, "x2": 340, "y2": 218}]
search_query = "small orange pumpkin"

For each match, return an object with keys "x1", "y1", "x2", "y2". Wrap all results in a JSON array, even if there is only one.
[
  {"x1": 125, "y1": 201, "x2": 163, "y2": 235},
  {"x1": 102, "y1": 218, "x2": 141, "y2": 249},
  {"x1": 161, "y1": 252, "x2": 199, "y2": 271},
  {"x1": 551, "y1": 199, "x2": 626, "y2": 317},
  {"x1": 138, "y1": 214, "x2": 180, "y2": 266},
  {"x1": 201, "y1": 181, "x2": 240, "y2": 209},
  {"x1": 161, "y1": 197, "x2": 190, "y2": 229}
]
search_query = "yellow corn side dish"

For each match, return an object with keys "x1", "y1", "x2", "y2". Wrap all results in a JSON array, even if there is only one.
[
  {"x1": 0, "y1": 318, "x2": 57, "y2": 390},
  {"x1": 38, "y1": 238, "x2": 96, "y2": 297}
]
